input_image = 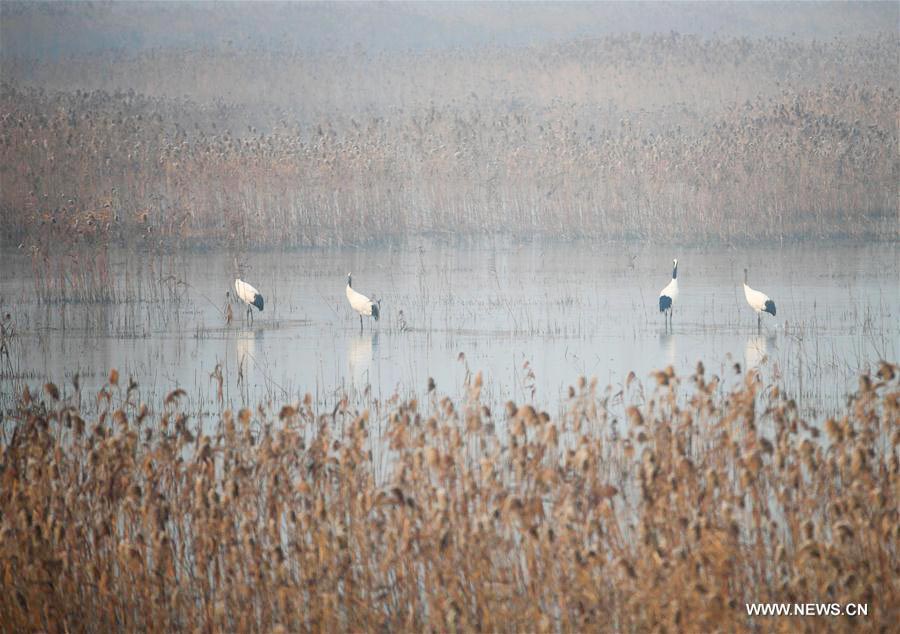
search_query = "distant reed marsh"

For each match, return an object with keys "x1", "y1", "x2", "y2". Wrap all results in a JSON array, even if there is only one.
[{"x1": 2, "y1": 33, "x2": 897, "y2": 248}]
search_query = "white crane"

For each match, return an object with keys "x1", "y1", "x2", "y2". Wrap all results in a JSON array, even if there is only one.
[
  {"x1": 743, "y1": 268, "x2": 776, "y2": 331},
  {"x1": 346, "y1": 273, "x2": 380, "y2": 332},
  {"x1": 658, "y1": 258, "x2": 678, "y2": 329},
  {"x1": 233, "y1": 278, "x2": 264, "y2": 324}
]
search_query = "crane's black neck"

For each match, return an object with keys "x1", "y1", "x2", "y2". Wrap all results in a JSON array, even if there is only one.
[{"x1": 672, "y1": 261, "x2": 678, "y2": 279}]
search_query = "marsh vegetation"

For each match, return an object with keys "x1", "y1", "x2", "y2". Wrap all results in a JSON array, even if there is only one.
[
  {"x1": 2, "y1": 6, "x2": 898, "y2": 248},
  {"x1": 1, "y1": 360, "x2": 897, "y2": 631}
]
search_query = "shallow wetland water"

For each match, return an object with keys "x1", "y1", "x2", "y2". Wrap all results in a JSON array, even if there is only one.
[{"x1": 1, "y1": 241, "x2": 897, "y2": 424}]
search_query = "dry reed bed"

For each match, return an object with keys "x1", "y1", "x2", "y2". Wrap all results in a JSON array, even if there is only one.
[
  {"x1": 2, "y1": 33, "x2": 897, "y2": 248},
  {"x1": 1, "y1": 363, "x2": 897, "y2": 632}
]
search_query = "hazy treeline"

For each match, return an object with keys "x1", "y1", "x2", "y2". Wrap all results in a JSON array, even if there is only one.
[{"x1": 1, "y1": 5, "x2": 897, "y2": 247}]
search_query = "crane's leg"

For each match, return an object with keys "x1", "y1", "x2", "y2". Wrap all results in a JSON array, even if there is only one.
[
  {"x1": 359, "y1": 315, "x2": 363, "y2": 333},
  {"x1": 757, "y1": 313, "x2": 761, "y2": 332}
]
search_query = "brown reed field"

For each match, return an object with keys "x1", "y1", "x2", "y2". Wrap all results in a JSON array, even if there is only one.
[
  {"x1": 1, "y1": 362, "x2": 897, "y2": 632},
  {"x1": 2, "y1": 28, "x2": 898, "y2": 249}
]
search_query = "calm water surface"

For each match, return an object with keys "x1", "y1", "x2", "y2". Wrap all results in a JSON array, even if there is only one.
[{"x1": 1, "y1": 241, "x2": 897, "y2": 421}]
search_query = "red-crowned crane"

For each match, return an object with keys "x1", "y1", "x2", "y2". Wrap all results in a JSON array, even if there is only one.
[
  {"x1": 346, "y1": 273, "x2": 380, "y2": 332},
  {"x1": 658, "y1": 258, "x2": 678, "y2": 329},
  {"x1": 743, "y1": 268, "x2": 776, "y2": 331},
  {"x1": 233, "y1": 278, "x2": 264, "y2": 324}
]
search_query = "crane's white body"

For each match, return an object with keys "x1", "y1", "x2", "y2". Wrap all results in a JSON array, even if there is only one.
[
  {"x1": 346, "y1": 273, "x2": 379, "y2": 331},
  {"x1": 345, "y1": 284, "x2": 376, "y2": 317},
  {"x1": 742, "y1": 269, "x2": 776, "y2": 330},
  {"x1": 658, "y1": 258, "x2": 679, "y2": 328},
  {"x1": 234, "y1": 278, "x2": 264, "y2": 323},
  {"x1": 659, "y1": 278, "x2": 679, "y2": 303},
  {"x1": 742, "y1": 284, "x2": 771, "y2": 314}
]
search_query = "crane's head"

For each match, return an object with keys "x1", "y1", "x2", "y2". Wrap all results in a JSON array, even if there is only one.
[
  {"x1": 347, "y1": 273, "x2": 352, "y2": 287},
  {"x1": 743, "y1": 268, "x2": 749, "y2": 283},
  {"x1": 672, "y1": 258, "x2": 678, "y2": 279}
]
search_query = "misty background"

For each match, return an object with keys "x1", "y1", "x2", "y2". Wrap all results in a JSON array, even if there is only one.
[
  {"x1": 1, "y1": 2, "x2": 897, "y2": 247},
  {"x1": 3, "y1": 2, "x2": 896, "y2": 58}
]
